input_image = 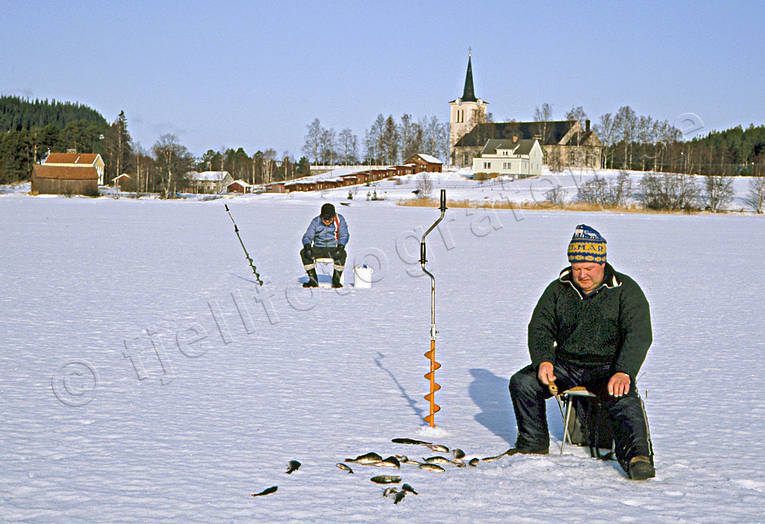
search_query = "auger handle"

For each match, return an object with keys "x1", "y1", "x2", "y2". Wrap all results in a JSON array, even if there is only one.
[{"x1": 439, "y1": 189, "x2": 447, "y2": 212}]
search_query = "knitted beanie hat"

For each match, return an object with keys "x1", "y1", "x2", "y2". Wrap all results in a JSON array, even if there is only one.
[
  {"x1": 567, "y1": 224, "x2": 606, "y2": 263},
  {"x1": 320, "y1": 203, "x2": 336, "y2": 220}
]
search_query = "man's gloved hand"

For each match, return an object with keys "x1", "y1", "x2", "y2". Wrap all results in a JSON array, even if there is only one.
[
  {"x1": 334, "y1": 244, "x2": 345, "y2": 258},
  {"x1": 303, "y1": 244, "x2": 313, "y2": 259}
]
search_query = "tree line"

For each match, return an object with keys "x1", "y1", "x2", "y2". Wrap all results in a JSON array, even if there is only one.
[
  {"x1": 0, "y1": 96, "x2": 107, "y2": 132},
  {"x1": 3, "y1": 95, "x2": 764, "y2": 193},
  {"x1": 302, "y1": 114, "x2": 449, "y2": 166},
  {"x1": 0, "y1": 96, "x2": 310, "y2": 190},
  {"x1": 538, "y1": 103, "x2": 765, "y2": 176}
]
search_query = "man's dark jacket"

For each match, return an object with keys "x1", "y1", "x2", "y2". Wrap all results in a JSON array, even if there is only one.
[{"x1": 528, "y1": 263, "x2": 652, "y2": 381}]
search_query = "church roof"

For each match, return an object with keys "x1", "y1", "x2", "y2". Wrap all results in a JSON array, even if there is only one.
[
  {"x1": 455, "y1": 121, "x2": 579, "y2": 147},
  {"x1": 480, "y1": 138, "x2": 538, "y2": 156}
]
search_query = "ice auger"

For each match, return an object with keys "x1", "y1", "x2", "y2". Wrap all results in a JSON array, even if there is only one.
[
  {"x1": 224, "y1": 204, "x2": 263, "y2": 286},
  {"x1": 420, "y1": 189, "x2": 447, "y2": 427}
]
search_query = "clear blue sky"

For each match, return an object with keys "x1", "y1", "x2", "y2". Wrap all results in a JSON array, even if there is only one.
[{"x1": 1, "y1": 0, "x2": 763, "y2": 158}]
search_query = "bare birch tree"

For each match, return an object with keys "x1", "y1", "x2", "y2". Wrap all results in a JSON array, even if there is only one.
[
  {"x1": 262, "y1": 148, "x2": 276, "y2": 185},
  {"x1": 534, "y1": 103, "x2": 554, "y2": 143},
  {"x1": 152, "y1": 134, "x2": 193, "y2": 198},
  {"x1": 337, "y1": 128, "x2": 357, "y2": 165},
  {"x1": 594, "y1": 113, "x2": 615, "y2": 169},
  {"x1": 302, "y1": 118, "x2": 322, "y2": 164}
]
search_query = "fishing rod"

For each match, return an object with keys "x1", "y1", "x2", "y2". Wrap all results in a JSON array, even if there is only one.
[
  {"x1": 224, "y1": 204, "x2": 263, "y2": 286},
  {"x1": 420, "y1": 189, "x2": 447, "y2": 428}
]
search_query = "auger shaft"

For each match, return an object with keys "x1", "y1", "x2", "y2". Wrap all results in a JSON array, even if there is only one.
[
  {"x1": 420, "y1": 189, "x2": 447, "y2": 427},
  {"x1": 224, "y1": 204, "x2": 263, "y2": 286}
]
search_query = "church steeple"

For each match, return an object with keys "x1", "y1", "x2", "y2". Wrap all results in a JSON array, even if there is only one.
[
  {"x1": 448, "y1": 51, "x2": 488, "y2": 167},
  {"x1": 461, "y1": 52, "x2": 477, "y2": 102}
]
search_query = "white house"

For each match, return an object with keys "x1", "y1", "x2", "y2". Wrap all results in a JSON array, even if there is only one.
[
  {"x1": 186, "y1": 171, "x2": 234, "y2": 193},
  {"x1": 472, "y1": 138, "x2": 544, "y2": 178}
]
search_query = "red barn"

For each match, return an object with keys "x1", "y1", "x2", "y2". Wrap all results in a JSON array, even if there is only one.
[
  {"x1": 405, "y1": 153, "x2": 443, "y2": 173},
  {"x1": 31, "y1": 164, "x2": 99, "y2": 196}
]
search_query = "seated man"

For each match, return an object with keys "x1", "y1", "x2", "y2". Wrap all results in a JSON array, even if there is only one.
[
  {"x1": 300, "y1": 203, "x2": 349, "y2": 288},
  {"x1": 508, "y1": 224, "x2": 655, "y2": 480}
]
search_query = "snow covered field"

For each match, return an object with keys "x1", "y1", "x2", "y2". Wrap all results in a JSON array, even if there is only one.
[
  {"x1": 287, "y1": 166, "x2": 759, "y2": 212},
  {"x1": 2, "y1": 182, "x2": 765, "y2": 522}
]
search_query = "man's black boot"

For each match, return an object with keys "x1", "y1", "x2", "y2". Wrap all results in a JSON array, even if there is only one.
[
  {"x1": 332, "y1": 270, "x2": 343, "y2": 288},
  {"x1": 303, "y1": 268, "x2": 319, "y2": 287},
  {"x1": 628, "y1": 456, "x2": 655, "y2": 480},
  {"x1": 505, "y1": 446, "x2": 549, "y2": 457}
]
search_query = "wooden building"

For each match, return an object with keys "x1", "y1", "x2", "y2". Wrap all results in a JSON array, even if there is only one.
[
  {"x1": 405, "y1": 153, "x2": 443, "y2": 173},
  {"x1": 227, "y1": 179, "x2": 253, "y2": 193},
  {"x1": 472, "y1": 138, "x2": 544, "y2": 178},
  {"x1": 32, "y1": 165, "x2": 99, "y2": 195},
  {"x1": 187, "y1": 171, "x2": 234, "y2": 193},
  {"x1": 43, "y1": 152, "x2": 105, "y2": 185},
  {"x1": 265, "y1": 182, "x2": 286, "y2": 193}
]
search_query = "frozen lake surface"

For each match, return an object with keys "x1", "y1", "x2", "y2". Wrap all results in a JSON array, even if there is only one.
[{"x1": 2, "y1": 193, "x2": 764, "y2": 522}]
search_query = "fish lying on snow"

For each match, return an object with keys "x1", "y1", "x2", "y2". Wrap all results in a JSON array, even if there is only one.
[
  {"x1": 401, "y1": 483, "x2": 418, "y2": 495},
  {"x1": 379, "y1": 456, "x2": 400, "y2": 469},
  {"x1": 382, "y1": 488, "x2": 406, "y2": 504},
  {"x1": 418, "y1": 463, "x2": 446, "y2": 472},
  {"x1": 453, "y1": 448, "x2": 466, "y2": 459},
  {"x1": 346, "y1": 452, "x2": 383, "y2": 464},
  {"x1": 422, "y1": 456, "x2": 454, "y2": 465},
  {"x1": 250, "y1": 486, "x2": 278, "y2": 497},
  {"x1": 286, "y1": 460, "x2": 301, "y2": 474},
  {"x1": 370, "y1": 475, "x2": 401, "y2": 484},
  {"x1": 391, "y1": 437, "x2": 432, "y2": 446},
  {"x1": 426, "y1": 444, "x2": 449, "y2": 453},
  {"x1": 336, "y1": 463, "x2": 353, "y2": 474},
  {"x1": 481, "y1": 450, "x2": 510, "y2": 462}
]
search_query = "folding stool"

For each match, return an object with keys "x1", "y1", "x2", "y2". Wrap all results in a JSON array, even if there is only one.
[
  {"x1": 560, "y1": 386, "x2": 598, "y2": 455},
  {"x1": 314, "y1": 258, "x2": 337, "y2": 288}
]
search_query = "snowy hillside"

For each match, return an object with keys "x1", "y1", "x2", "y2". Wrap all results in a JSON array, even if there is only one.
[
  {"x1": 256, "y1": 166, "x2": 760, "y2": 213},
  {"x1": 1, "y1": 186, "x2": 764, "y2": 522}
]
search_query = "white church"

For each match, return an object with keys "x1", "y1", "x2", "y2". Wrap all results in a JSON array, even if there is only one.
[{"x1": 449, "y1": 54, "x2": 602, "y2": 175}]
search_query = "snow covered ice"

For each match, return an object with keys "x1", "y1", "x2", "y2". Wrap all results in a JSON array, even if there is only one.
[{"x1": 2, "y1": 176, "x2": 765, "y2": 522}]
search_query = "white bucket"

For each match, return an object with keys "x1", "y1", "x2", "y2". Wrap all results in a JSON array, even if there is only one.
[{"x1": 353, "y1": 265, "x2": 373, "y2": 288}]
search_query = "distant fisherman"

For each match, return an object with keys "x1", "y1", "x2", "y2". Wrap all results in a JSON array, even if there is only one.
[{"x1": 300, "y1": 203, "x2": 349, "y2": 288}]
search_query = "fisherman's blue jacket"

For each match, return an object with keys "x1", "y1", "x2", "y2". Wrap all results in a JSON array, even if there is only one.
[{"x1": 302, "y1": 214, "x2": 349, "y2": 248}]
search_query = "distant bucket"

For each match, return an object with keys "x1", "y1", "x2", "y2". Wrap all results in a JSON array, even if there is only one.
[{"x1": 354, "y1": 265, "x2": 373, "y2": 288}]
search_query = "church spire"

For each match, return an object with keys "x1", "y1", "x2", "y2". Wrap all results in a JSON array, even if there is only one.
[{"x1": 461, "y1": 51, "x2": 477, "y2": 102}]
